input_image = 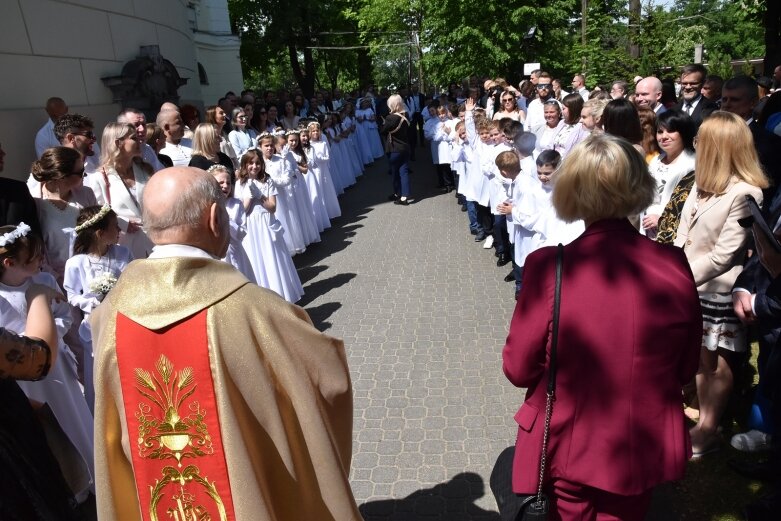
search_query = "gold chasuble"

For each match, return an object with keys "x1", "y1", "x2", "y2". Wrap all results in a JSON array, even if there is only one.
[{"x1": 91, "y1": 257, "x2": 362, "y2": 520}]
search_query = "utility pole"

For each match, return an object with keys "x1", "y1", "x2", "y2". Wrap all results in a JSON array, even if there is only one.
[
  {"x1": 629, "y1": 0, "x2": 641, "y2": 59},
  {"x1": 581, "y1": 0, "x2": 588, "y2": 70}
]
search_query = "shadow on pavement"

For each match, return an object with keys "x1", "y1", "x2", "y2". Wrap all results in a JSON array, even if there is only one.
[
  {"x1": 304, "y1": 301, "x2": 342, "y2": 331},
  {"x1": 298, "y1": 272, "x2": 356, "y2": 307},
  {"x1": 359, "y1": 472, "x2": 500, "y2": 521}
]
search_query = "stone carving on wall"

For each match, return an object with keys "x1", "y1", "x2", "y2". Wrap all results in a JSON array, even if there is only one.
[{"x1": 102, "y1": 46, "x2": 188, "y2": 118}]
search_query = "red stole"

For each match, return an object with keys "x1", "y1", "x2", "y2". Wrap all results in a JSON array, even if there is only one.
[{"x1": 115, "y1": 310, "x2": 236, "y2": 521}]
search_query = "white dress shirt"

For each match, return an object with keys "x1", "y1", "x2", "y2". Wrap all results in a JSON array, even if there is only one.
[
  {"x1": 160, "y1": 138, "x2": 194, "y2": 167},
  {"x1": 35, "y1": 119, "x2": 60, "y2": 158}
]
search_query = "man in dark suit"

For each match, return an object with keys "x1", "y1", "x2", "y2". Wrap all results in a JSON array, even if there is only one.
[
  {"x1": 721, "y1": 75, "x2": 781, "y2": 195},
  {"x1": 731, "y1": 222, "x2": 781, "y2": 520},
  {"x1": 0, "y1": 143, "x2": 41, "y2": 235},
  {"x1": 676, "y1": 64, "x2": 718, "y2": 128}
]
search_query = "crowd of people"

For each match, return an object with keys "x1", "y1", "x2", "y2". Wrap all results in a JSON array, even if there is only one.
[
  {"x1": 405, "y1": 65, "x2": 781, "y2": 520},
  {"x1": 2, "y1": 59, "x2": 781, "y2": 520}
]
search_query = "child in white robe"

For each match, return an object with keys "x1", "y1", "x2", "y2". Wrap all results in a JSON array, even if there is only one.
[
  {"x1": 63, "y1": 205, "x2": 132, "y2": 413},
  {"x1": 302, "y1": 125, "x2": 341, "y2": 220},
  {"x1": 208, "y1": 165, "x2": 256, "y2": 284},
  {"x1": 233, "y1": 149, "x2": 304, "y2": 303},
  {"x1": 1, "y1": 223, "x2": 94, "y2": 501}
]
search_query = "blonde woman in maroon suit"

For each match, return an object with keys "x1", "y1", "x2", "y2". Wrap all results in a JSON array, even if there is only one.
[{"x1": 503, "y1": 134, "x2": 702, "y2": 520}]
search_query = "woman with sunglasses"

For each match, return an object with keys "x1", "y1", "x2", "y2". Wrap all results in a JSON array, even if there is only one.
[
  {"x1": 492, "y1": 89, "x2": 526, "y2": 123},
  {"x1": 30, "y1": 146, "x2": 97, "y2": 283}
]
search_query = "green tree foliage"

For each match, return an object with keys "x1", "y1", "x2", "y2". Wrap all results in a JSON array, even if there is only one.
[
  {"x1": 228, "y1": 0, "x2": 368, "y2": 97},
  {"x1": 230, "y1": 0, "x2": 768, "y2": 94}
]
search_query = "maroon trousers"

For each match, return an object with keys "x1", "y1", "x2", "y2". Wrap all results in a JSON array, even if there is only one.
[{"x1": 548, "y1": 479, "x2": 653, "y2": 521}]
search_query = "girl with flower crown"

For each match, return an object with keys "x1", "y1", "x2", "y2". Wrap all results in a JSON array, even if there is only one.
[
  {"x1": 324, "y1": 113, "x2": 357, "y2": 189},
  {"x1": 208, "y1": 165, "x2": 257, "y2": 285},
  {"x1": 259, "y1": 133, "x2": 313, "y2": 254},
  {"x1": 309, "y1": 120, "x2": 345, "y2": 195},
  {"x1": 0, "y1": 223, "x2": 95, "y2": 503},
  {"x1": 63, "y1": 205, "x2": 132, "y2": 413},
  {"x1": 231, "y1": 153, "x2": 304, "y2": 303},
  {"x1": 302, "y1": 125, "x2": 341, "y2": 220},
  {"x1": 288, "y1": 130, "x2": 330, "y2": 233}
]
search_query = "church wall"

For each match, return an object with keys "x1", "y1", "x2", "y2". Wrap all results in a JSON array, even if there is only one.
[{"x1": 0, "y1": 0, "x2": 243, "y2": 181}]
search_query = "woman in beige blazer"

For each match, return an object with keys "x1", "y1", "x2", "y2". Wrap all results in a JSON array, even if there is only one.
[{"x1": 675, "y1": 111, "x2": 769, "y2": 455}]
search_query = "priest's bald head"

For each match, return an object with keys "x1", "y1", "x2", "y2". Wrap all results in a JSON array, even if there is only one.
[{"x1": 142, "y1": 167, "x2": 230, "y2": 258}]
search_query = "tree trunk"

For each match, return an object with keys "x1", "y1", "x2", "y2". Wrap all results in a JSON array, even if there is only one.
[
  {"x1": 357, "y1": 48, "x2": 373, "y2": 90},
  {"x1": 765, "y1": 0, "x2": 781, "y2": 75}
]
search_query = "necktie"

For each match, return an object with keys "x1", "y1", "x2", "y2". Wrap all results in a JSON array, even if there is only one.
[{"x1": 684, "y1": 103, "x2": 693, "y2": 115}]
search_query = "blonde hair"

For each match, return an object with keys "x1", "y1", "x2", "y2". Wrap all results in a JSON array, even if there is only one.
[
  {"x1": 386, "y1": 94, "x2": 407, "y2": 115},
  {"x1": 192, "y1": 123, "x2": 220, "y2": 158},
  {"x1": 99, "y1": 122, "x2": 136, "y2": 167},
  {"x1": 582, "y1": 98, "x2": 608, "y2": 121},
  {"x1": 695, "y1": 111, "x2": 769, "y2": 195},
  {"x1": 553, "y1": 134, "x2": 655, "y2": 222}
]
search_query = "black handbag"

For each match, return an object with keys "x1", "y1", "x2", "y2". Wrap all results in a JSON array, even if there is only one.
[{"x1": 490, "y1": 244, "x2": 563, "y2": 521}]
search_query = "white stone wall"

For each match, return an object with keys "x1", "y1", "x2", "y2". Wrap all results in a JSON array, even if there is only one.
[{"x1": 0, "y1": 0, "x2": 243, "y2": 180}]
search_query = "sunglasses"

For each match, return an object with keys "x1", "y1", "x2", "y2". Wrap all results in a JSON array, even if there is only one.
[
  {"x1": 502, "y1": 98, "x2": 515, "y2": 102},
  {"x1": 67, "y1": 167, "x2": 85, "y2": 177},
  {"x1": 536, "y1": 84, "x2": 551, "y2": 90},
  {"x1": 74, "y1": 131, "x2": 96, "y2": 140}
]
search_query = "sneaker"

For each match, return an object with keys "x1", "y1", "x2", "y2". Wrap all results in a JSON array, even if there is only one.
[
  {"x1": 730, "y1": 430, "x2": 773, "y2": 452},
  {"x1": 483, "y1": 236, "x2": 494, "y2": 249}
]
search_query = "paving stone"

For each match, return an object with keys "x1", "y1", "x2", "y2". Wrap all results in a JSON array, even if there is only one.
[{"x1": 295, "y1": 156, "x2": 665, "y2": 519}]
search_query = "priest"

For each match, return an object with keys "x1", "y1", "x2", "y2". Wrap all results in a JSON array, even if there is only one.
[{"x1": 91, "y1": 167, "x2": 361, "y2": 520}]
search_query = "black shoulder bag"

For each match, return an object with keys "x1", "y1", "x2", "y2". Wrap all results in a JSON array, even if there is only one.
[{"x1": 491, "y1": 244, "x2": 563, "y2": 521}]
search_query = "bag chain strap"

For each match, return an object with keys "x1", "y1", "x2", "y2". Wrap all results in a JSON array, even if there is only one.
[{"x1": 534, "y1": 243, "x2": 563, "y2": 505}]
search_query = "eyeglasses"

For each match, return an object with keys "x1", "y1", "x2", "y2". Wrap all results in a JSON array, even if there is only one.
[
  {"x1": 74, "y1": 131, "x2": 96, "y2": 140},
  {"x1": 536, "y1": 84, "x2": 551, "y2": 90},
  {"x1": 502, "y1": 98, "x2": 515, "y2": 102}
]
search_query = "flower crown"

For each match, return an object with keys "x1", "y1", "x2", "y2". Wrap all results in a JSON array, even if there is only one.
[
  {"x1": 0, "y1": 222, "x2": 31, "y2": 248},
  {"x1": 285, "y1": 129, "x2": 300, "y2": 136},
  {"x1": 257, "y1": 132, "x2": 274, "y2": 140},
  {"x1": 75, "y1": 204, "x2": 112, "y2": 233},
  {"x1": 206, "y1": 164, "x2": 230, "y2": 174}
]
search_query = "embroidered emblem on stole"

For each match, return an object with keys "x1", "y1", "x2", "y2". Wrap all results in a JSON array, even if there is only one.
[{"x1": 116, "y1": 310, "x2": 236, "y2": 521}]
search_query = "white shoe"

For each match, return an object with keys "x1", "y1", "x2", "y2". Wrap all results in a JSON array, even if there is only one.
[
  {"x1": 483, "y1": 236, "x2": 494, "y2": 249},
  {"x1": 730, "y1": 429, "x2": 773, "y2": 452}
]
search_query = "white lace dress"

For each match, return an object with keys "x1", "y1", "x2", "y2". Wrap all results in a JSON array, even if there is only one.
[
  {"x1": 3, "y1": 271, "x2": 95, "y2": 499},
  {"x1": 234, "y1": 178, "x2": 304, "y2": 303}
]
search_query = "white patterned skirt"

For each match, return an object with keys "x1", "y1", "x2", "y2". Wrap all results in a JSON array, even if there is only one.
[{"x1": 700, "y1": 292, "x2": 746, "y2": 352}]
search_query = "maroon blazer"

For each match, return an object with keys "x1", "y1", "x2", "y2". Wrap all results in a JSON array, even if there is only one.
[{"x1": 503, "y1": 218, "x2": 702, "y2": 495}]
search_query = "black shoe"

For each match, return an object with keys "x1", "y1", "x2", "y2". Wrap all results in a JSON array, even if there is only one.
[
  {"x1": 394, "y1": 198, "x2": 410, "y2": 206},
  {"x1": 504, "y1": 272, "x2": 515, "y2": 282},
  {"x1": 388, "y1": 194, "x2": 399, "y2": 201},
  {"x1": 470, "y1": 228, "x2": 479, "y2": 235},
  {"x1": 497, "y1": 253, "x2": 511, "y2": 266},
  {"x1": 474, "y1": 232, "x2": 487, "y2": 242},
  {"x1": 461, "y1": 205, "x2": 467, "y2": 212},
  {"x1": 728, "y1": 458, "x2": 780, "y2": 482}
]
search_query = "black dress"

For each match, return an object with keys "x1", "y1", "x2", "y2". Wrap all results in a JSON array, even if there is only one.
[{"x1": 188, "y1": 153, "x2": 236, "y2": 182}]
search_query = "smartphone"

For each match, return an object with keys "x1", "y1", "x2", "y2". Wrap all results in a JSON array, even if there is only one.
[{"x1": 745, "y1": 195, "x2": 781, "y2": 252}]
